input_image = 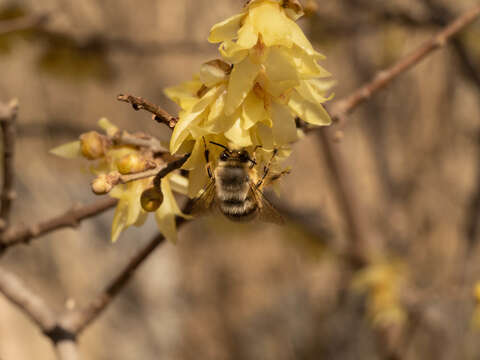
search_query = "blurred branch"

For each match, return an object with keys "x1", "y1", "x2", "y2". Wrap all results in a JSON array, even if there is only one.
[
  {"x1": 63, "y1": 209, "x2": 190, "y2": 334},
  {"x1": 0, "y1": 266, "x2": 78, "y2": 360},
  {"x1": 0, "y1": 265, "x2": 56, "y2": 332},
  {"x1": 0, "y1": 197, "x2": 117, "y2": 252},
  {"x1": 0, "y1": 99, "x2": 18, "y2": 232},
  {"x1": 316, "y1": 130, "x2": 376, "y2": 267},
  {"x1": 417, "y1": 1, "x2": 480, "y2": 253},
  {"x1": 0, "y1": 13, "x2": 49, "y2": 36},
  {"x1": 324, "y1": 3, "x2": 480, "y2": 127},
  {"x1": 117, "y1": 94, "x2": 178, "y2": 129}
]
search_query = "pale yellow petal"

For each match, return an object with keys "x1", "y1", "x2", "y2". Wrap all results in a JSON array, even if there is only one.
[
  {"x1": 250, "y1": 2, "x2": 292, "y2": 48},
  {"x1": 170, "y1": 85, "x2": 224, "y2": 153},
  {"x1": 291, "y1": 45, "x2": 331, "y2": 79},
  {"x1": 242, "y1": 91, "x2": 267, "y2": 129},
  {"x1": 155, "y1": 176, "x2": 190, "y2": 243},
  {"x1": 296, "y1": 79, "x2": 332, "y2": 104},
  {"x1": 225, "y1": 118, "x2": 253, "y2": 147},
  {"x1": 125, "y1": 181, "x2": 147, "y2": 226},
  {"x1": 209, "y1": 13, "x2": 245, "y2": 43},
  {"x1": 207, "y1": 107, "x2": 240, "y2": 134},
  {"x1": 164, "y1": 78, "x2": 203, "y2": 110},
  {"x1": 50, "y1": 141, "x2": 81, "y2": 159},
  {"x1": 111, "y1": 198, "x2": 129, "y2": 242},
  {"x1": 219, "y1": 41, "x2": 250, "y2": 64},
  {"x1": 288, "y1": 90, "x2": 331, "y2": 126},
  {"x1": 182, "y1": 138, "x2": 204, "y2": 171},
  {"x1": 237, "y1": 13, "x2": 258, "y2": 49},
  {"x1": 255, "y1": 122, "x2": 275, "y2": 150},
  {"x1": 200, "y1": 63, "x2": 228, "y2": 87},
  {"x1": 264, "y1": 46, "x2": 298, "y2": 82},
  {"x1": 225, "y1": 57, "x2": 261, "y2": 115},
  {"x1": 271, "y1": 102, "x2": 298, "y2": 145},
  {"x1": 207, "y1": 88, "x2": 227, "y2": 124},
  {"x1": 287, "y1": 20, "x2": 325, "y2": 59},
  {"x1": 188, "y1": 162, "x2": 209, "y2": 198}
]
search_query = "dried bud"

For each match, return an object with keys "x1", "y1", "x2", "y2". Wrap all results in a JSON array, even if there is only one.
[
  {"x1": 141, "y1": 187, "x2": 164, "y2": 212},
  {"x1": 80, "y1": 131, "x2": 107, "y2": 160},
  {"x1": 91, "y1": 174, "x2": 114, "y2": 195}
]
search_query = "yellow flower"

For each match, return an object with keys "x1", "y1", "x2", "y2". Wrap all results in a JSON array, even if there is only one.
[
  {"x1": 51, "y1": 118, "x2": 189, "y2": 243},
  {"x1": 164, "y1": 0, "x2": 334, "y2": 197},
  {"x1": 352, "y1": 261, "x2": 407, "y2": 328},
  {"x1": 209, "y1": 0, "x2": 333, "y2": 125}
]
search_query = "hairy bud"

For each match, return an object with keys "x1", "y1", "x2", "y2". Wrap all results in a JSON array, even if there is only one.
[
  {"x1": 80, "y1": 131, "x2": 107, "y2": 160},
  {"x1": 140, "y1": 187, "x2": 164, "y2": 212},
  {"x1": 91, "y1": 174, "x2": 114, "y2": 194}
]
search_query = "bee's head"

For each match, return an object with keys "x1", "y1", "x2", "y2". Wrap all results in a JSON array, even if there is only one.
[
  {"x1": 227, "y1": 150, "x2": 250, "y2": 163},
  {"x1": 209, "y1": 141, "x2": 256, "y2": 165}
]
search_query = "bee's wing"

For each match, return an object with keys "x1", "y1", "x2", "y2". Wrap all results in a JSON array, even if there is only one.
[
  {"x1": 188, "y1": 179, "x2": 217, "y2": 216},
  {"x1": 249, "y1": 183, "x2": 285, "y2": 225}
]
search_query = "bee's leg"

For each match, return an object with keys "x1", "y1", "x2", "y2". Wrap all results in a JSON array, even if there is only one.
[
  {"x1": 202, "y1": 137, "x2": 213, "y2": 179},
  {"x1": 256, "y1": 149, "x2": 278, "y2": 188},
  {"x1": 266, "y1": 168, "x2": 291, "y2": 185},
  {"x1": 249, "y1": 145, "x2": 262, "y2": 169}
]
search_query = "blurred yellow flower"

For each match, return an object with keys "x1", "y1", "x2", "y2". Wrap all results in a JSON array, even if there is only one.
[
  {"x1": 352, "y1": 261, "x2": 407, "y2": 328},
  {"x1": 51, "y1": 118, "x2": 189, "y2": 243}
]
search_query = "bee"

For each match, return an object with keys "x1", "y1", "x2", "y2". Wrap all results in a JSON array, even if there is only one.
[{"x1": 189, "y1": 141, "x2": 286, "y2": 224}]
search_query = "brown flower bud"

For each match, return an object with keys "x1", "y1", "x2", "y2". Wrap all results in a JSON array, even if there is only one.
[
  {"x1": 140, "y1": 187, "x2": 164, "y2": 212},
  {"x1": 80, "y1": 131, "x2": 107, "y2": 160},
  {"x1": 91, "y1": 174, "x2": 113, "y2": 195}
]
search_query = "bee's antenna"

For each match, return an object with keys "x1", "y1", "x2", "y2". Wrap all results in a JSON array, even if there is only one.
[{"x1": 209, "y1": 141, "x2": 230, "y2": 152}]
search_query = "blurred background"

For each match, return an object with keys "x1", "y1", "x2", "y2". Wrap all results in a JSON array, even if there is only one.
[{"x1": 1, "y1": 0, "x2": 480, "y2": 359}]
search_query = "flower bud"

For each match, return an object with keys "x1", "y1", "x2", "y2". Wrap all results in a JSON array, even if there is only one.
[
  {"x1": 141, "y1": 187, "x2": 164, "y2": 212},
  {"x1": 200, "y1": 59, "x2": 232, "y2": 87},
  {"x1": 91, "y1": 174, "x2": 113, "y2": 194},
  {"x1": 80, "y1": 131, "x2": 107, "y2": 160},
  {"x1": 116, "y1": 153, "x2": 150, "y2": 174},
  {"x1": 282, "y1": 0, "x2": 304, "y2": 20}
]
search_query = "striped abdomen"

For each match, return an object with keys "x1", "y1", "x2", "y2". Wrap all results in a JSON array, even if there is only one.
[{"x1": 215, "y1": 164, "x2": 258, "y2": 222}]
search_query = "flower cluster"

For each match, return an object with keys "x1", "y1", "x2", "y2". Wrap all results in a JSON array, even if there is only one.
[
  {"x1": 51, "y1": 0, "x2": 334, "y2": 242},
  {"x1": 166, "y1": 0, "x2": 334, "y2": 196},
  {"x1": 51, "y1": 118, "x2": 189, "y2": 242}
]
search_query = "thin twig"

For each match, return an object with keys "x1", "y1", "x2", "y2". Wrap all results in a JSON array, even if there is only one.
[
  {"x1": 114, "y1": 130, "x2": 167, "y2": 153},
  {"x1": 0, "y1": 99, "x2": 19, "y2": 231},
  {"x1": 117, "y1": 94, "x2": 178, "y2": 129},
  {"x1": 0, "y1": 197, "x2": 117, "y2": 251},
  {"x1": 91, "y1": 154, "x2": 189, "y2": 194},
  {"x1": 0, "y1": 14, "x2": 49, "y2": 36},
  {"x1": 153, "y1": 153, "x2": 190, "y2": 189},
  {"x1": 327, "y1": 4, "x2": 480, "y2": 125}
]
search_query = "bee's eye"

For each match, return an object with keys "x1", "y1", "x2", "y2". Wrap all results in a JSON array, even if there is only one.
[
  {"x1": 220, "y1": 152, "x2": 229, "y2": 161},
  {"x1": 239, "y1": 151, "x2": 249, "y2": 162}
]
